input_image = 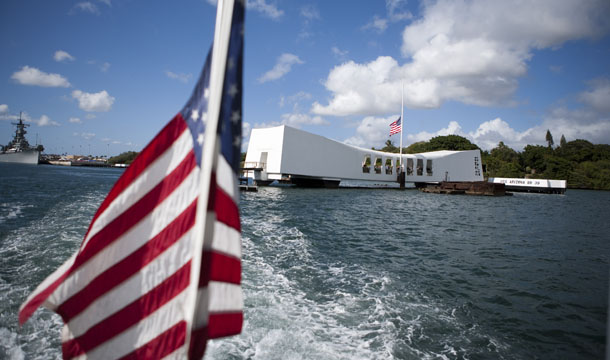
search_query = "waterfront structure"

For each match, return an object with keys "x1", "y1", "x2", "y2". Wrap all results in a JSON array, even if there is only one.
[
  {"x1": 488, "y1": 177, "x2": 566, "y2": 194},
  {"x1": 0, "y1": 115, "x2": 42, "y2": 165},
  {"x1": 244, "y1": 125, "x2": 483, "y2": 187}
]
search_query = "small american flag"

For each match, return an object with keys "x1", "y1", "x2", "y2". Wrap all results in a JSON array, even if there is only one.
[
  {"x1": 18, "y1": 0, "x2": 244, "y2": 359},
  {"x1": 389, "y1": 116, "x2": 401, "y2": 136}
]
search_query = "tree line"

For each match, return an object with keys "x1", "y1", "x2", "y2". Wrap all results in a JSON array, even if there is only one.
[
  {"x1": 107, "y1": 151, "x2": 139, "y2": 165},
  {"x1": 373, "y1": 131, "x2": 610, "y2": 190}
]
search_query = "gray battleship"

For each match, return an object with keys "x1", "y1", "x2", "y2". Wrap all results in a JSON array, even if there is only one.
[{"x1": 0, "y1": 113, "x2": 43, "y2": 164}]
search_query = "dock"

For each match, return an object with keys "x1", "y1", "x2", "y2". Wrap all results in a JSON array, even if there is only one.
[
  {"x1": 420, "y1": 181, "x2": 508, "y2": 196},
  {"x1": 239, "y1": 177, "x2": 258, "y2": 192},
  {"x1": 239, "y1": 184, "x2": 258, "y2": 192},
  {"x1": 488, "y1": 177, "x2": 566, "y2": 194}
]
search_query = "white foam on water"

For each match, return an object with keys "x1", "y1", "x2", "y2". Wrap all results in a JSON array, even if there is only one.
[
  {"x1": 207, "y1": 215, "x2": 402, "y2": 359},
  {"x1": 205, "y1": 204, "x2": 513, "y2": 359},
  {"x1": 0, "y1": 327, "x2": 26, "y2": 360},
  {"x1": 0, "y1": 189, "x2": 106, "y2": 359},
  {"x1": 0, "y1": 202, "x2": 32, "y2": 224}
]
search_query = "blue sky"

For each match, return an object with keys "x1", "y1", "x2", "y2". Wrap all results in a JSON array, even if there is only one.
[{"x1": 1, "y1": 0, "x2": 609, "y2": 157}]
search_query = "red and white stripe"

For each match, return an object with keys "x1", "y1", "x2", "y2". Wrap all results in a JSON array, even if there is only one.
[
  {"x1": 19, "y1": 114, "x2": 205, "y2": 359},
  {"x1": 188, "y1": 142, "x2": 243, "y2": 359}
]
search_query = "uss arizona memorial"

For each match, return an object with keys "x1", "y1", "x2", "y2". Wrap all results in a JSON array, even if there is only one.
[{"x1": 244, "y1": 125, "x2": 483, "y2": 187}]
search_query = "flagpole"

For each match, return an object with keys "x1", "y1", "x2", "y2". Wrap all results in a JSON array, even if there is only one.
[
  {"x1": 187, "y1": 0, "x2": 235, "y2": 351},
  {"x1": 400, "y1": 82, "x2": 404, "y2": 170}
]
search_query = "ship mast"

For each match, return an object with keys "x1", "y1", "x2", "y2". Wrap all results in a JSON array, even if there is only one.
[{"x1": 8, "y1": 112, "x2": 32, "y2": 151}]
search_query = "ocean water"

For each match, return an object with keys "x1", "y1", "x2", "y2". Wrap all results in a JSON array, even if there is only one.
[{"x1": 0, "y1": 163, "x2": 608, "y2": 359}]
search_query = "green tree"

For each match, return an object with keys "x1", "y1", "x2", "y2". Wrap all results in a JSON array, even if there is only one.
[
  {"x1": 490, "y1": 141, "x2": 519, "y2": 163},
  {"x1": 560, "y1": 134, "x2": 567, "y2": 147},
  {"x1": 521, "y1": 145, "x2": 550, "y2": 174},
  {"x1": 426, "y1": 135, "x2": 480, "y2": 151},
  {"x1": 485, "y1": 142, "x2": 524, "y2": 177},
  {"x1": 545, "y1": 129, "x2": 554, "y2": 149},
  {"x1": 108, "y1": 151, "x2": 139, "y2": 165},
  {"x1": 559, "y1": 139, "x2": 596, "y2": 163},
  {"x1": 380, "y1": 140, "x2": 398, "y2": 153},
  {"x1": 404, "y1": 141, "x2": 429, "y2": 154}
]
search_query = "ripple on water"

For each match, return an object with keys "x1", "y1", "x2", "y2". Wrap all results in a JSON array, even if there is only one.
[{"x1": 1, "y1": 167, "x2": 608, "y2": 359}]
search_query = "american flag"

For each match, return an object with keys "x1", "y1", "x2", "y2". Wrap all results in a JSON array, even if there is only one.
[
  {"x1": 389, "y1": 116, "x2": 401, "y2": 136},
  {"x1": 18, "y1": 0, "x2": 244, "y2": 359}
]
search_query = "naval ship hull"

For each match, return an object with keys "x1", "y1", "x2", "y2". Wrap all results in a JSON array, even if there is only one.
[{"x1": 0, "y1": 150, "x2": 40, "y2": 164}]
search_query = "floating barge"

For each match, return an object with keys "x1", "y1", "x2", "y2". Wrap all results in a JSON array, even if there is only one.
[
  {"x1": 420, "y1": 181, "x2": 508, "y2": 196},
  {"x1": 488, "y1": 177, "x2": 566, "y2": 194}
]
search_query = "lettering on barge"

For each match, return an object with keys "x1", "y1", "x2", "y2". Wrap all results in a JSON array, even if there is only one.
[{"x1": 498, "y1": 179, "x2": 542, "y2": 186}]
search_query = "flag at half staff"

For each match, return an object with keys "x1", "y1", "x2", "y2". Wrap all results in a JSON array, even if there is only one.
[
  {"x1": 389, "y1": 116, "x2": 401, "y2": 136},
  {"x1": 18, "y1": 0, "x2": 244, "y2": 359}
]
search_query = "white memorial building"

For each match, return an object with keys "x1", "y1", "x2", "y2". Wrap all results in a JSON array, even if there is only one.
[{"x1": 244, "y1": 126, "x2": 483, "y2": 187}]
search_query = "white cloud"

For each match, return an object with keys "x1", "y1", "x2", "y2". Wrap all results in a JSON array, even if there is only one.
[
  {"x1": 85, "y1": 113, "x2": 97, "y2": 119},
  {"x1": 73, "y1": 2, "x2": 99, "y2": 14},
  {"x1": 363, "y1": 16, "x2": 389, "y2": 33},
  {"x1": 247, "y1": 0, "x2": 284, "y2": 20},
  {"x1": 258, "y1": 53, "x2": 304, "y2": 83},
  {"x1": 166, "y1": 71, "x2": 193, "y2": 83},
  {"x1": 466, "y1": 118, "x2": 541, "y2": 151},
  {"x1": 343, "y1": 117, "x2": 533, "y2": 151},
  {"x1": 407, "y1": 120, "x2": 465, "y2": 144},
  {"x1": 209, "y1": 0, "x2": 283, "y2": 19},
  {"x1": 1, "y1": 110, "x2": 58, "y2": 127},
  {"x1": 86, "y1": 60, "x2": 110, "y2": 72},
  {"x1": 279, "y1": 91, "x2": 312, "y2": 108},
  {"x1": 386, "y1": 0, "x2": 412, "y2": 21},
  {"x1": 540, "y1": 107, "x2": 610, "y2": 146},
  {"x1": 0, "y1": 109, "x2": 20, "y2": 122},
  {"x1": 344, "y1": 115, "x2": 570, "y2": 152},
  {"x1": 389, "y1": 113, "x2": 610, "y2": 153},
  {"x1": 35, "y1": 115, "x2": 60, "y2": 127},
  {"x1": 252, "y1": 113, "x2": 329, "y2": 131},
  {"x1": 242, "y1": 122, "x2": 252, "y2": 138},
  {"x1": 579, "y1": 78, "x2": 610, "y2": 113},
  {"x1": 344, "y1": 115, "x2": 401, "y2": 148},
  {"x1": 54, "y1": 50, "x2": 75, "y2": 62},
  {"x1": 69, "y1": 117, "x2": 82, "y2": 124},
  {"x1": 72, "y1": 90, "x2": 115, "y2": 112},
  {"x1": 315, "y1": 0, "x2": 610, "y2": 117},
  {"x1": 362, "y1": 0, "x2": 411, "y2": 34},
  {"x1": 74, "y1": 132, "x2": 96, "y2": 140},
  {"x1": 401, "y1": 75, "x2": 610, "y2": 150},
  {"x1": 241, "y1": 121, "x2": 252, "y2": 150},
  {"x1": 300, "y1": 4, "x2": 320, "y2": 21},
  {"x1": 312, "y1": 57, "x2": 405, "y2": 116},
  {"x1": 11, "y1": 66, "x2": 71, "y2": 88},
  {"x1": 331, "y1": 46, "x2": 348, "y2": 59},
  {"x1": 280, "y1": 113, "x2": 329, "y2": 128}
]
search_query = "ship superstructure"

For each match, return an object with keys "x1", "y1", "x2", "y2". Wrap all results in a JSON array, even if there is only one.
[{"x1": 0, "y1": 113, "x2": 42, "y2": 164}]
